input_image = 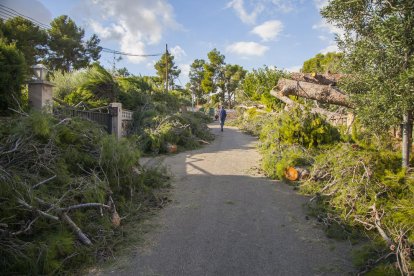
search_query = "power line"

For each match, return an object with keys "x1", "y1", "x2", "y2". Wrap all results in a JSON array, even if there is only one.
[
  {"x1": 0, "y1": 4, "x2": 163, "y2": 59},
  {"x1": 101, "y1": 47, "x2": 162, "y2": 57},
  {"x1": 0, "y1": 4, "x2": 50, "y2": 29}
]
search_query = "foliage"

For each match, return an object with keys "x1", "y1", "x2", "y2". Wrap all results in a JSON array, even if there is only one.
[
  {"x1": 229, "y1": 107, "x2": 272, "y2": 136},
  {"x1": 64, "y1": 64, "x2": 119, "y2": 107},
  {"x1": 188, "y1": 59, "x2": 206, "y2": 104},
  {"x1": 154, "y1": 51, "x2": 181, "y2": 90},
  {"x1": 0, "y1": 39, "x2": 26, "y2": 114},
  {"x1": 221, "y1": 64, "x2": 246, "y2": 108},
  {"x1": 47, "y1": 15, "x2": 102, "y2": 72},
  {"x1": 300, "y1": 143, "x2": 413, "y2": 274},
  {"x1": 321, "y1": 0, "x2": 414, "y2": 131},
  {"x1": 0, "y1": 112, "x2": 170, "y2": 274},
  {"x1": 136, "y1": 112, "x2": 213, "y2": 154},
  {"x1": 0, "y1": 17, "x2": 48, "y2": 72},
  {"x1": 302, "y1": 52, "x2": 343, "y2": 74},
  {"x1": 51, "y1": 69, "x2": 89, "y2": 99},
  {"x1": 241, "y1": 66, "x2": 287, "y2": 110},
  {"x1": 259, "y1": 107, "x2": 340, "y2": 149},
  {"x1": 261, "y1": 144, "x2": 312, "y2": 180},
  {"x1": 201, "y1": 48, "x2": 225, "y2": 99}
]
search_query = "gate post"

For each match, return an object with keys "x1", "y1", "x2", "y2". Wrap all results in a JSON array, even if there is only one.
[
  {"x1": 28, "y1": 64, "x2": 54, "y2": 113},
  {"x1": 109, "y1": 102, "x2": 122, "y2": 139}
]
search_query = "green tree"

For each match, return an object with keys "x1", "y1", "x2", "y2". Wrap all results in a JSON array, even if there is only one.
[
  {"x1": 242, "y1": 66, "x2": 286, "y2": 110},
  {"x1": 188, "y1": 59, "x2": 206, "y2": 104},
  {"x1": 222, "y1": 64, "x2": 246, "y2": 108},
  {"x1": 0, "y1": 39, "x2": 26, "y2": 114},
  {"x1": 47, "y1": 15, "x2": 102, "y2": 72},
  {"x1": 201, "y1": 48, "x2": 225, "y2": 103},
  {"x1": 322, "y1": 0, "x2": 414, "y2": 167},
  {"x1": 0, "y1": 17, "x2": 47, "y2": 72},
  {"x1": 302, "y1": 52, "x2": 343, "y2": 73},
  {"x1": 64, "y1": 64, "x2": 119, "y2": 107},
  {"x1": 154, "y1": 51, "x2": 181, "y2": 92}
]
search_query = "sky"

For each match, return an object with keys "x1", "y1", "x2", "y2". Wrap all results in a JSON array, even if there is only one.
[{"x1": 1, "y1": 0, "x2": 339, "y2": 84}]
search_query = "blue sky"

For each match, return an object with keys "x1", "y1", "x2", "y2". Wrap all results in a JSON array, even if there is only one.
[{"x1": 2, "y1": 0, "x2": 338, "y2": 84}]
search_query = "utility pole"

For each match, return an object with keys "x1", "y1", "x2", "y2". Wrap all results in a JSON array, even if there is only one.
[{"x1": 165, "y1": 44, "x2": 169, "y2": 94}]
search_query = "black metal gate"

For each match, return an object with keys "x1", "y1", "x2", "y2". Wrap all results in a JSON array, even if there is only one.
[{"x1": 54, "y1": 107, "x2": 112, "y2": 132}]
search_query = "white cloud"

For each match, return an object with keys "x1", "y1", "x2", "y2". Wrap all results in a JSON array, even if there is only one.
[
  {"x1": 226, "y1": 0, "x2": 264, "y2": 25},
  {"x1": 313, "y1": 0, "x2": 329, "y2": 10},
  {"x1": 170, "y1": 45, "x2": 187, "y2": 61},
  {"x1": 226, "y1": 41, "x2": 269, "y2": 57},
  {"x1": 312, "y1": 19, "x2": 343, "y2": 35},
  {"x1": 270, "y1": 0, "x2": 295, "y2": 13},
  {"x1": 251, "y1": 20, "x2": 283, "y2": 41},
  {"x1": 318, "y1": 35, "x2": 328, "y2": 41},
  {"x1": 178, "y1": 63, "x2": 190, "y2": 77},
  {"x1": 227, "y1": 0, "x2": 307, "y2": 25},
  {"x1": 320, "y1": 43, "x2": 338, "y2": 54},
  {"x1": 285, "y1": 65, "x2": 302, "y2": 72},
  {"x1": 87, "y1": 0, "x2": 180, "y2": 64}
]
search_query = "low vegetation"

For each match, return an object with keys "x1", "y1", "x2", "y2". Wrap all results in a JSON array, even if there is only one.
[
  {"x1": 0, "y1": 113, "x2": 171, "y2": 274},
  {"x1": 233, "y1": 106, "x2": 413, "y2": 274}
]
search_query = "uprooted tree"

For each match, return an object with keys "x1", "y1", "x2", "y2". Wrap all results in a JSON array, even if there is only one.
[
  {"x1": 321, "y1": 0, "x2": 414, "y2": 168},
  {"x1": 270, "y1": 73, "x2": 352, "y2": 123}
]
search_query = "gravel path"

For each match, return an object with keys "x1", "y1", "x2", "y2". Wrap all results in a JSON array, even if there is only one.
[{"x1": 104, "y1": 123, "x2": 354, "y2": 276}]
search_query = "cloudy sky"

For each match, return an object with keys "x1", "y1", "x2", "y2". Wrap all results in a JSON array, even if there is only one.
[{"x1": 1, "y1": 0, "x2": 338, "y2": 84}]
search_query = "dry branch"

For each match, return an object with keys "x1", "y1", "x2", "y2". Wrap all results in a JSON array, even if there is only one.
[
  {"x1": 61, "y1": 213, "x2": 92, "y2": 245},
  {"x1": 276, "y1": 78, "x2": 352, "y2": 108},
  {"x1": 32, "y1": 175, "x2": 57, "y2": 189},
  {"x1": 57, "y1": 203, "x2": 111, "y2": 212}
]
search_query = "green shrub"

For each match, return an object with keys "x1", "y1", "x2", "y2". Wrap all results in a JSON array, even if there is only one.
[
  {"x1": 0, "y1": 39, "x2": 27, "y2": 114},
  {"x1": 64, "y1": 64, "x2": 119, "y2": 108},
  {"x1": 0, "y1": 112, "x2": 170, "y2": 274},
  {"x1": 261, "y1": 145, "x2": 312, "y2": 180},
  {"x1": 260, "y1": 107, "x2": 340, "y2": 148}
]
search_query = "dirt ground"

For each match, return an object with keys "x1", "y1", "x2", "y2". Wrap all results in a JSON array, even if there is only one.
[{"x1": 100, "y1": 123, "x2": 355, "y2": 276}]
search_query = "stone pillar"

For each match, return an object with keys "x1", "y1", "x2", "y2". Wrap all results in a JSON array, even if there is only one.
[
  {"x1": 109, "y1": 102, "x2": 122, "y2": 139},
  {"x1": 28, "y1": 80, "x2": 54, "y2": 113}
]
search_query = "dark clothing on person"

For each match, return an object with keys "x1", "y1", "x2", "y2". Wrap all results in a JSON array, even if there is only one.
[{"x1": 219, "y1": 108, "x2": 227, "y2": 131}]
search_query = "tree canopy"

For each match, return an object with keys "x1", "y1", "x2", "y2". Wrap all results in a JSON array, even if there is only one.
[
  {"x1": 188, "y1": 59, "x2": 206, "y2": 104},
  {"x1": 0, "y1": 17, "x2": 47, "y2": 72},
  {"x1": 302, "y1": 52, "x2": 343, "y2": 74},
  {"x1": 154, "y1": 51, "x2": 181, "y2": 91},
  {"x1": 322, "y1": 1, "x2": 414, "y2": 130},
  {"x1": 242, "y1": 66, "x2": 286, "y2": 109},
  {"x1": 201, "y1": 48, "x2": 225, "y2": 96},
  {"x1": 47, "y1": 15, "x2": 102, "y2": 72},
  {"x1": 0, "y1": 39, "x2": 26, "y2": 114}
]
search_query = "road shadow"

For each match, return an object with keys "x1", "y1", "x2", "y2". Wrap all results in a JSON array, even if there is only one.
[{"x1": 102, "y1": 123, "x2": 355, "y2": 276}]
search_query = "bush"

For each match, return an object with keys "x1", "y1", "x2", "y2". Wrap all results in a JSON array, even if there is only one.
[
  {"x1": 261, "y1": 145, "x2": 312, "y2": 180},
  {"x1": 260, "y1": 107, "x2": 340, "y2": 148},
  {"x1": 0, "y1": 39, "x2": 26, "y2": 114},
  {"x1": 136, "y1": 112, "x2": 214, "y2": 154},
  {"x1": 63, "y1": 64, "x2": 119, "y2": 108},
  {"x1": 0, "y1": 112, "x2": 170, "y2": 274},
  {"x1": 300, "y1": 143, "x2": 413, "y2": 273}
]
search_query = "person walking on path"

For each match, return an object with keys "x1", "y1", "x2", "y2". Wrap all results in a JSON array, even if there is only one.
[{"x1": 219, "y1": 105, "x2": 227, "y2": 132}]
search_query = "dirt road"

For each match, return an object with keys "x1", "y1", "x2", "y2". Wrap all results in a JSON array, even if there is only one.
[{"x1": 105, "y1": 124, "x2": 354, "y2": 275}]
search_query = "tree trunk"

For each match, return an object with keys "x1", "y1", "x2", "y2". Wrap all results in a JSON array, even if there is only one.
[
  {"x1": 276, "y1": 79, "x2": 353, "y2": 108},
  {"x1": 290, "y1": 72, "x2": 344, "y2": 86},
  {"x1": 402, "y1": 112, "x2": 412, "y2": 168},
  {"x1": 270, "y1": 89, "x2": 345, "y2": 119}
]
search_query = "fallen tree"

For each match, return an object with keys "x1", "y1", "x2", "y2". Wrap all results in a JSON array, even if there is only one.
[
  {"x1": 289, "y1": 72, "x2": 344, "y2": 86},
  {"x1": 269, "y1": 89, "x2": 347, "y2": 122},
  {"x1": 276, "y1": 78, "x2": 353, "y2": 108}
]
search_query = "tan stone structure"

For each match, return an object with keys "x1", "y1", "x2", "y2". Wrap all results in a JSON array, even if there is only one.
[{"x1": 28, "y1": 80, "x2": 54, "y2": 113}]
